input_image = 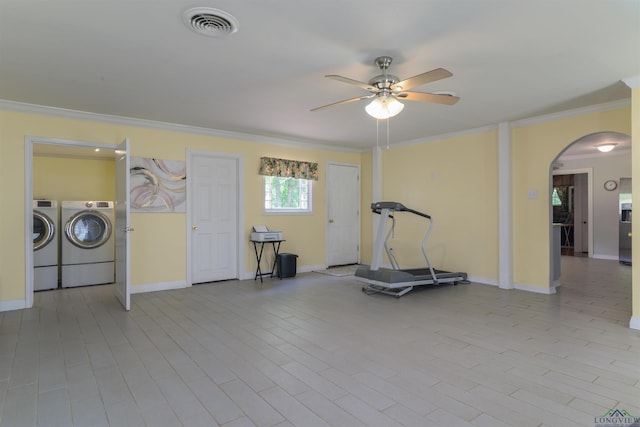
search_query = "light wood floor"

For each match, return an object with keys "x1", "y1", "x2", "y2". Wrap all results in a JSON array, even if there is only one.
[{"x1": 1, "y1": 257, "x2": 638, "y2": 426}]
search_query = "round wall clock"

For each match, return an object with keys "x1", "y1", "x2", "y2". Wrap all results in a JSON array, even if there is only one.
[{"x1": 604, "y1": 179, "x2": 618, "y2": 191}]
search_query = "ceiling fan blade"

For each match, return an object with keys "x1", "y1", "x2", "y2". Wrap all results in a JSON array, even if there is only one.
[
  {"x1": 326, "y1": 75, "x2": 376, "y2": 92},
  {"x1": 392, "y1": 68, "x2": 452, "y2": 91},
  {"x1": 397, "y1": 91, "x2": 460, "y2": 105},
  {"x1": 311, "y1": 94, "x2": 374, "y2": 112}
]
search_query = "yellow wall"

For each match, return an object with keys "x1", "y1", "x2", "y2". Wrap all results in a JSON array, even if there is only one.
[
  {"x1": 0, "y1": 110, "x2": 361, "y2": 302},
  {"x1": 381, "y1": 131, "x2": 499, "y2": 281},
  {"x1": 512, "y1": 107, "x2": 631, "y2": 288},
  {"x1": 33, "y1": 156, "x2": 115, "y2": 201},
  {"x1": 0, "y1": 103, "x2": 634, "y2": 318}
]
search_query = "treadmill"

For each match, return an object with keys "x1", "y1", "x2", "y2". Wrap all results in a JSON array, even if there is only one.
[{"x1": 355, "y1": 201, "x2": 467, "y2": 297}]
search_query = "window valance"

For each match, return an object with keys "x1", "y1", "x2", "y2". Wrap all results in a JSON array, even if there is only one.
[{"x1": 259, "y1": 157, "x2": 319, "y2": 181}]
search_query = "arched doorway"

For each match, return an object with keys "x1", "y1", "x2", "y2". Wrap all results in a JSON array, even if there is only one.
[{"x1": 548, "y1": 131, "x2": 632, "y2": 322}]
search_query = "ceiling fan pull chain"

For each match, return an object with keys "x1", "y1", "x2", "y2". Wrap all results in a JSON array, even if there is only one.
[{"x1": 376, "y1": 118, "x2": 379, "y2": 150}]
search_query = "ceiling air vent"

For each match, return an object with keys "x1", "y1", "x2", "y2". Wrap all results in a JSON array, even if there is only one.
[{"x1": 183, "y1": 7, "x2": 239, "y2": 37}]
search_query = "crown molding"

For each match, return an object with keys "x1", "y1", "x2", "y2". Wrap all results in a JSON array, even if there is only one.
[
  {"x1": 0, "y1": 97, "x2": 631, "y2": 153},
  {"x1": 390, "y1": 124, "x2": 498, "y2": 149},
  {"x1": 622, "y1": 75, "x2": 640, "y2": 88},
  {"x1": 511, "y1": 99, "x2": 630, "y2": 128},
  {"x1": 0, "y1": 99, "x2": 364, "y2": 154}
]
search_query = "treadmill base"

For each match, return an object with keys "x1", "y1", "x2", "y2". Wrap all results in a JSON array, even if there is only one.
[{"x1": 355, "y1": 266, "x2": 467, "y2": 298}]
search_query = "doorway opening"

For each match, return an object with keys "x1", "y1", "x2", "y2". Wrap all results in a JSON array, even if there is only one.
[
  {"x1": 552, "y1": 172, "x2": 589, "y2": 257},
  {"x1": 25, "y1": 137, "x2": 118, "y2": 309},
  {"x1": 548, "y1": 131, "x2": 633, "y2": 325}
]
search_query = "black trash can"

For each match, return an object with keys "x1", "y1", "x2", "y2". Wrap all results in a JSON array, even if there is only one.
[{"x1": 277, "y1": 253, "x2": 298, "y2": 279}]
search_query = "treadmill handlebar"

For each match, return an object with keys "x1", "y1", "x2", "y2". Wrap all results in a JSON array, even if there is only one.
[{"x1": 370, "y1": 201, "x2": 431, "y2": 219}]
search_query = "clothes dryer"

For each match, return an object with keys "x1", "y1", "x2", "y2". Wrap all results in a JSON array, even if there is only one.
[
  {"x1": 61, "y1": 201, "x2": 115, "y2": 288},
  {"x1": 33, "y1": 200, "x2": 59, "y2": 291}
]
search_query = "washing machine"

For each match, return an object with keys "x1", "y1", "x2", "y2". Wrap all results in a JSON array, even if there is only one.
[
  {"x1": 61, "y1": 201, "x2": 115, "y2": 288},
  {"x1": 33, "y1": 200, "x2": 59, "y2": 291}
]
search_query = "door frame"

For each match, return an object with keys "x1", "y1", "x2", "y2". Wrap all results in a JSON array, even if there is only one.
[
  {"x1": 25, "y1": 136, "x2": 118, "y2": 308},
  {"x1": 550, "y1": 167, "x2": 594, "y2": 260},
  {"x1": 186, "y1": 149, "x2": 245, "y2": 285},
  {"x1": 325, "y1": 161, "x2": 361, "y2": 267}
]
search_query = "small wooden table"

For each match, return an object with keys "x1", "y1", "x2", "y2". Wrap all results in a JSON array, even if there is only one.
[{"x1": 250, "y1": 240, "x2": 285, "y2": 282}]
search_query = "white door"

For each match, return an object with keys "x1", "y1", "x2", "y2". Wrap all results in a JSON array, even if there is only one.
[
  {"x1": 326, "y1": 163, "x2": 360, "y2": 266},
  {"x1": 190, "y1": 153, "x2": 239, "y2": 283},
  {"x1": 115, "y1": 138, "x2": 131, "y2": 310}
]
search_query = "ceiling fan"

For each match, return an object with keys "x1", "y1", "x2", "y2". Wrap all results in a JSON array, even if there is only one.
[{"x1": 311, "y1": 56, "x2": 459, "y2": 119}]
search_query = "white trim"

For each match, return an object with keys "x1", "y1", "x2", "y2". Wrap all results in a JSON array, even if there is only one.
[
  {"x1": 298, "y1": 264, "x2": 325, "y2": 274},
  {"x1": 302, "y1": 264, "x2": 328, "y2": 273},
  {"x1": 559, "y1": 148, "x2": 631, "y2": 162},
  {"x1": 2, "y1": 98, "x2": 630, "y2": 152},
  {"x1": 1, "y1": 99, "x2": 362, "y2": 153},
  {"x1": 263, "y1": 176, "x2": 313, "y2": 215},
  {"x1": 383, "y1": 100, "x2": 628, "y2": 150},
  {"x1": 25, "y1": 136, "x2": 119, "y2": 309},
  {"x1": 325, "y1": 161, "x2": 361, "y2": 267},
  {"x1": 241, "y1": 264, "x2": 325, "y2": 280},
  {"x1": 130, "y1": 281, "x2": 189, "y2": 294},
  {"x1": 25, "y1": 139, "x2": 34, "y2": 308},
  {"x1": 552, "y1": 168, "x2": 594, "y2": 259},
  {"x1": 186, "y1": 150, "x2": 244, "y2": 286},
  {"x1": 0, "y1": 299, "x2": 27, "y2": 312},
  {"x1": 622, "y1": 75, "x2": 640, "y2": 89},
  {"x1": 514, "y1": 282, "x2": 557, "y2": 294},
  {"x1": 372, "y1": 147, "x2": 383, "y2": 258},
  {"x1": 591, "y1": 254, "x2": 620, "y2": 261},
  {"x1": 467, "y1": 276, "x2": 498, "y2": 287},
  {"x1": 391, "y1": 125, "x2": 497, "y2": 149},
  {"x1": 630, "y1": 316, "x2": 640, "y2": 331},
  {"x1": 498, "y1": 122, "x2": 514, "y2": 289},
  {"x1": 511, "y1": 99, "x2": 630, "y2": 128}
]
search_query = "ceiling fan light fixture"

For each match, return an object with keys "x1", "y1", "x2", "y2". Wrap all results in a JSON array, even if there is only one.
[
  {"x1": 596, "y1": 143, "x2": 616, "y2": 153},
  {"x1": 365, "y1": 96, "x2": 404, "y2": 119}
]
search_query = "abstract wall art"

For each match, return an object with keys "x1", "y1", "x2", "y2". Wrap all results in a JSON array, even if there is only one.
[{"x1": 130, "y1": 157, "x2": 186, "y2": 212}]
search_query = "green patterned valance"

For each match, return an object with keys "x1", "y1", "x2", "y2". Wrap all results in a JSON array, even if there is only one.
[{"x1": 259, "y1": 157, "x2": 319, "y2": 181}]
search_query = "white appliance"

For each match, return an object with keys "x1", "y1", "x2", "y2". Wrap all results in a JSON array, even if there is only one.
[
  {"x1": 61, "y1": 201, "x2": 115, "y2": 288},
  {"x1": 251, "y1": 225, "x2": 283, "y2": 241},
  {"x1": 33, "y1": 200, "x2": 59, "y2": 291}
]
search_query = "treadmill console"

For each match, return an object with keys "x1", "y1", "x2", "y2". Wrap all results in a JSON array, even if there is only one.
[{"x1": 371, "y1": 201, "x2": 407, "y2": 212}]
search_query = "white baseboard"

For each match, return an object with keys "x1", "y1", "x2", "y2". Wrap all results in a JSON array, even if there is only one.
[
  {"x1": 0, "y1": 299, "x2": 27, "y2": 312},
  {"x1": 130, "y1": 281, "x2": 189, "y2": 294},
  {"x1": 467, "y1": 276, "x2": 498, "y2": 287},
  {"x1": 514, "y1": 282, "x2": 556, "y2": 294},
  {"x1": 300, "y1": 264, "x2": 326, "y2": 273},
  {"x1": 630, "y1": 316, "x2": 640, "y2": 331},
  {"x1": 470, "y1": 278, "x2": 556, "y2": 294},
  {"x1": 241, "y1": 264, "x2": 327, "y2": 280},
  {"x1": 592, "y1": 254, "x2": 620, "y2": 261}
]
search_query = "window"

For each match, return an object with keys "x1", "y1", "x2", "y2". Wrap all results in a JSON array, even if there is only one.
[
  {"x1": 259, "y1": 156, "x2": 317, "y2": 214},
  {"x1": 552, "y1": 188, "x2": 562, "y2": 206},
  {"x1": 264, "y1": 176, "x2": 312, "y2": 213}
]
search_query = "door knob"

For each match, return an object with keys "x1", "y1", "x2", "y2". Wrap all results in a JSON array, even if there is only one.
[
  {"x1": 329, "y1": 219, "x2": 334, "y2": 223},
  {"x1": 192, "y1": 226, "x2": 199, "y2": 230}
]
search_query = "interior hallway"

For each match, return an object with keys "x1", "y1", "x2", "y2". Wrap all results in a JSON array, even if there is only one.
[{"x1": 0, "y1": 257, "x2": 637, "y2": 426}]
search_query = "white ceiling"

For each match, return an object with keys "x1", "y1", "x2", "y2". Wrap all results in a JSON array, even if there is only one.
[{"x1": 1, "y1": 1, "x2": 639, "y2": 151}]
